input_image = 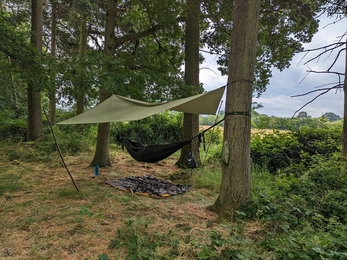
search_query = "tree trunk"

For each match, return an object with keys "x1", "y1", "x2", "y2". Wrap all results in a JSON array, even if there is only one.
[
  {"x1": 76, "y1": 14, "x2": 87, "y2": 115},
  {"x1": 91, "y1": 0, "x2": 116, "y2": 167},
  {"x1": 207, "y1": 0, "x2": 260, "y2": 221},
  {"x1": 176, "y1": 0, "x2": 201, "y2": 168},
  {"x1": 49, "y1": 1, "x2": 57, "y2": 124},
  {"x1": 342, "y1": 39, "x2": 347, "y2": 157},
  {"x1": 27, "y1": 0, "x2": 43, "y2": 141}
]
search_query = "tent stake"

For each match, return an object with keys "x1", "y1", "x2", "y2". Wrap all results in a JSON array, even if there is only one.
[{"x1": 43, "y1": 108, "x2": 79, "y2": 191}]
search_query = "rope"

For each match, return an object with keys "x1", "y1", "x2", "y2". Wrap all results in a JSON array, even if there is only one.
[
  {"x1": 225, "y1": 111, "x2": 252, "y2": 116},
  {"x1": 193, "y1": 110, "x2": 251, "y2": 140}
]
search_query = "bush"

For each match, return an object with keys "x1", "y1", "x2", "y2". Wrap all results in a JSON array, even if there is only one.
[
  {"x1": 112, "y1": 111, "x2": 183, "y2": 145},
  {"x1": 251, "y1": 130, "x2": 301, "y2": 173},
  {"x1": 0, "y1": 114, "x2": 27, "y2": 142},
  {"x1": 251, "y1": 124, "x2": 342, "y2": 173},
  {"x1": 294, "y1": 125, "x2": 342, "y2": 159},
  {"x1": 242, "y1": 155, "x2": 347, "y2": 259}
]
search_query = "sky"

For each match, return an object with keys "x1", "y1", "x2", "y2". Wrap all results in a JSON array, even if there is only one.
[{"x1": 200, "y1": 15, "x2": 346, "y2": 118}]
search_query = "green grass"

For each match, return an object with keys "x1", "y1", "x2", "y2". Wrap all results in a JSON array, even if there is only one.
[{"x1": 1, "y1": 139, "x2": 347, "y2": 259}]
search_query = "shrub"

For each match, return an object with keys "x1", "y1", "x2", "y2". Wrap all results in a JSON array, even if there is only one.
[
  {"x1": 242, "y1": 154, "x2": 347, "y2": 259},
  {"x1": 293, "y1": 125, "x2": 342, "y2": 159},
  {"x1": 112, "y1": 111, "x2": 183, "y2": 145},
  {"x1": 0, "y1": 114, "x2": 27, "y2": 142},
  {"x1": 251, "y1": 124, "x2": 342, "y2": 173},
  {"x1": 251, "y1": 130, "x2": 301, "y2": 173}
]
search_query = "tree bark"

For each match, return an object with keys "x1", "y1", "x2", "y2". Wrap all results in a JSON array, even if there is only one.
[
  {"x1": 207, "y1": 0, "x2": 260, "y2": 221},
  {"x1": 176, "y1": 0, "x2": 201, "y2": 168},
  {"x1": 76, "y1": 14, "x2": 87, "y2": 115},
  {"x1": 49, "y1": 0, "x2": 57, "y2": 124},
  {"x1": 342, "y1": 39, "x2": 347, "y2": 157},
  {"x1": 91, "y1": 0, "x2": 117, "y2": 167},
  {"x1": 27, "y1": 0, "x2": 43, "y2": 141}
]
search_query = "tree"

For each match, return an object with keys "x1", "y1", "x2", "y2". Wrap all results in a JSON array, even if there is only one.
[
  {"x1": 175, "y1": 0, "x2": 201, "y2": 168},
  {"x1": 89, "y1": 0, "x2": 187, "y2": 167},
  {"x1": 322, "y1": 112, "x2": 341, "y2": 122},
  {"x1": 27, "y1": 0, "x2": 44, "y2": 141},
  {"x1": 91, "y1": 0, "x2": 116, "y2": 167},
  {"x1": 208, "y1": 0, "x2": 260, "y2": 221},
  {"x1": 0, "y1": 3, "x2": 40, "y2": 118},
  {"x1": 343, "y1": 38, "x2": 347, "y2": 156},
  {"x1": 49, "y1": 0, "x2": 57, "y2": 124},
  {"x1": 203, "y1": 0, "x2": 323, "y2": 96},
  {"x1": 297, "y1": 111, "x2": 310, "y2": 119}
]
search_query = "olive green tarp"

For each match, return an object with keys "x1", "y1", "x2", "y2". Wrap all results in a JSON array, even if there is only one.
[{"x1": 56, "y1": 86, "x2": 225, "y2": 124}]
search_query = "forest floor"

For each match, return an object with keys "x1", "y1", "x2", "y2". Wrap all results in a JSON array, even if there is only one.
[{"x1": 0, "y1": 142, "x2": 264, "y2": 260}]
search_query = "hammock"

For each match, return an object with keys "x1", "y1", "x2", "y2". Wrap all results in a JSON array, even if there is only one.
[
  {"x1": 116, "y1": 113, "x2": 229, "y2": 163},
  {"x1": 120, "y1": 137, "x2": 192, "y2": 163}
]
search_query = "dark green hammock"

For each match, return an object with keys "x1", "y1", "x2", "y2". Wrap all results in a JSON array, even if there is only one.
[
  {"x1": 120, "y1": 138, "x2": 192, "y2": 163},
  {"x1": 116, "y1": 113, "x2": 231, "y2": 163}
]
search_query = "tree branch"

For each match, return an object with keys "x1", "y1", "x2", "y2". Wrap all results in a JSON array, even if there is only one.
[{"x1": 291, "y1": 83, "x2": 343, "y2": 118}]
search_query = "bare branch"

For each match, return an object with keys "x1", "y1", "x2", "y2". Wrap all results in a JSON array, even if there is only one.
[
  {"x1": 291, "y1": 82, "x2": 343, "y2": 118},
  {"x1": 321, "y1": 16, "x2": 345, "y2": 30},
  {"x1": 291, "y1": 88, "x2": 335, "y2": 119},
  {"x1": 327, "y1": 47, "x2": 346, "y2": 71},
  {"x1": 303, "y1": 43, "x2": 344, "y2": 65},
  {"x1": 88, "y1": 34, "x2": 102, "y2": 51},
  {"x1": 291, "y1": 83, "x2": 342, "y2": 98},
  {"x1": 305, "y1": 69, "x2": 344, "y2": 76},
  {"x1": 200, "y1": 49, "x2": 221, "y2": 55},
  {"x1": 300, "y1": 42, "x2": 344, "y2": 53}
]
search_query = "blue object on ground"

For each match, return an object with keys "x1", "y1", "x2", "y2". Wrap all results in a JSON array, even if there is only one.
[{"x1": 94, "y1": 164, "x2": 99, "y2": 176}]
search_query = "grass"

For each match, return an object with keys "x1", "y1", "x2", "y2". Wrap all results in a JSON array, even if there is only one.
[
  {"x1": 2, "y1": 139, "x2": 346, "y2": 259},
  {"x1": 0, "y1": 142, "x2": 231, "y2": 259}
]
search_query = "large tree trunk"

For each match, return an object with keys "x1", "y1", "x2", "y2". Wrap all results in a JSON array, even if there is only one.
[
  {"x1": 49, "y1": 1, "x2": 57, "y2": 124},
  {"x1": 76, "y1": 14, "x2": 87, "y2": 115},
  {"x1": 176, "y1": 0, "x2": 201, "y2": 168},
  {"x1": 342, "y1": 39, "x2": 347, "y2": 157},
  {"x1": 27, "y1": 0, "x2": 43, "y2": 141},
  {"x1": 207, "y1": 0, "x2": 260, "y2": 221},
  {"x1": 91, "y1": 0, "x2": 116, "y2": 167}
]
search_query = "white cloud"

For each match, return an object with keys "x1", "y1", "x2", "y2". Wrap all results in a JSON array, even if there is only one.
[{"x1": 201, "y1": 15, "x2": 346, "y2": 118}]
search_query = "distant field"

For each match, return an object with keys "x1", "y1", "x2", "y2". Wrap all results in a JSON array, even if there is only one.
[{"x1": 200, "y1": 125, "x2": 286, "y2": 135}]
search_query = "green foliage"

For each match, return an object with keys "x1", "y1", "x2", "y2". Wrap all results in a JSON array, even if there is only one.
[
  {"x1": 293, "y1": 124, "x2": 342, "y2": 157},
  {"x1": 251, "y1": 112, "x2": 330, "y2": 130},
  {"x1": 204, "y1": 1, "x2": 321, "y2": 95},
  {"x1": 251, "y1": 123, "x2": 342, "y2": 173},
  {"x1": 251, "y1": 130, "x2": 301, "y2": 173},
  {"x1": 113, "y1": 111, "x2": 183, "y2": 145},
  {"x1": 242, "y1": 155, "x2": 347, "y2": 259},
  {"x1": 0, "y1": 114, "x2": 27, "y2": 142},
  {"x1": 35, "y1": 123, "x2": 95, "y2": 157},
  {"x1": 191, "y1": 167, "x2": 221, "y2": 192},
  {"x1": 108, "y1": 218, "x2": 179, "y2": 259},
  {"x1": 194, "y1": 229, "x2": 262, "y2": 259},
  {"x1": 202, "y1": 126, "x2": 223, "y2": 145},
  {"x1": 202, "y1": 142, "x2": 223, "y2": 166}
]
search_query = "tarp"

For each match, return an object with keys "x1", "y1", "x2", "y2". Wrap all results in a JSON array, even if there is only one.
[{"x1": 56, "y1": 86, "x2": 225, "y2": 124}]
